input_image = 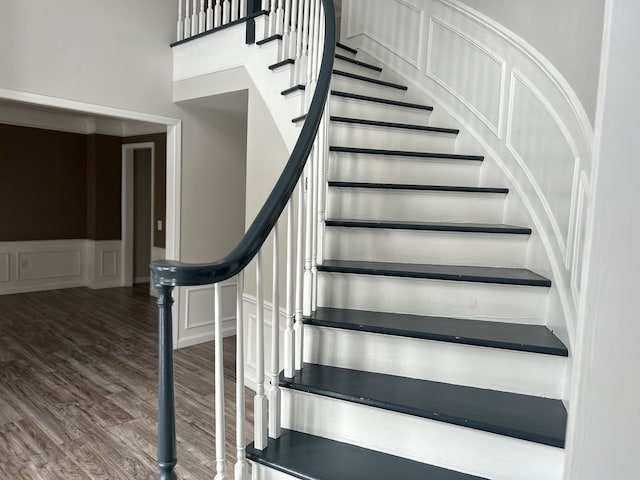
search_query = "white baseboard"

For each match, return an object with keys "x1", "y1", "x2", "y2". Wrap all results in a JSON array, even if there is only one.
[{"x1": 0, "y1": 239, "x2": 124, "y2": 295}]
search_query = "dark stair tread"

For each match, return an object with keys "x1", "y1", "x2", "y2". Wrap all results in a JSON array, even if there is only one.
[
  {"x1": 282, "y1": 84, "x2": 306, "y2": 96},
  {"x1": 333, "y1": 69, "x2": 408, "y2": 90},
  {"x1": 269, "y1": 58, "x2": 295, "y2": 70},
  {"x1": 280, "y1": 364, "x2": 567, "y2": 447},
  {"x1": 292, "y1": 114, "x2": 307, "y2": 123},
  {"x1": 304, "y1": 307, "x2": 568, "y2": 356},
  {"x1": 328, "y1": 181, "x2": 508, "y2": 194},
  {"x1": 335, "y1": 53, "x2": 383, "y2": 72},
  {"x1": 330, "y1": 116, "x2": 459, "y2": 134},
  {"x1": 336, "y1": 42, "x2": 358, "y2": 55},
  {"x1": 318, "y1": 260, "x2": 552, "y2": 287},
  {"x1": 325, "y1": 219, "x2": 532, "y2": 235},
  {"x1": 330, "y1": 145, "x2": 483, "y2": 161},
  {"x1": 247, "y1": 429, "x2": 486, "y2": 480},
  {"x1": 256, "y1": 34, "x2": 283, "y2": 45},
  {"x1": 331, "y1": 90, "x2": 434, "y2": 111}
]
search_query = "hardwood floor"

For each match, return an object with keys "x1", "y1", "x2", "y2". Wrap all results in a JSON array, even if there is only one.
[{"x1": 0, "y1": 284, "x2": 253, "y2": 479}]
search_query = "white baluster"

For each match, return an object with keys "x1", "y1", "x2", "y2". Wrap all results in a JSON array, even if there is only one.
[
  {"x1": 276, "y1": 0, "x2": 285, "y2": 35},
  {"x1": 294, "y1": 177, "x2": 305, "y2": 371},
  {"x1": 240, "y1": 0, "x2": 246, "y2": 18},
  {"x1": 310, "y1": 139, "x2": 319, "y2": 313},
  {"x1": 214, "y1": 283, "x2": 228, "y2": 480},
  {"x1": 284, "y1": 199, "x2": 296, "y2": 378},
  {"x1": 303, "y1": 158, "x2": 313, "y2": 317},
  {"x1": 316, "y1": 109, "x2": 329, "y2": 267},
  {"x1": 231, "y1": 0, "x2": 239, "y2": 21},
  {"x1": 199, "y1": 0, "x2": 206, "y2": 33},
  {"x1": 177, "y1": 0, "x2": 184, "y2": 41},
  {"x1": 215, "y1": 0, "x2": 222, "y2": 28},
  {"x1": 262, "y1": 0, "x2": 269, "y2": 11},
  {"x1": 300, "y1": 0, "x2": 311, "y2": 84},
  {"x1": 191, "y1": 0, "x2": 199, "y2": 36},
  {"x1": 235, "y1": 272, "x2": 249, "y2": 480},
  {"x1": 289, "y1": 0, "x2": 299, "y2": 59},
  {"x1": 184, "y1": 0, "x2": 192, "y2": 38},
  {"x1": 306, "y1": 0, "x2": 317, "y2": 86},
  {"x1": 223, "y1": 0, "x2": 231, "y2": 24},
  {"x1": 269, "y1": 226, "x2": 282, "y2": 439},
  {"x1": 207, "y1": 0, "x2": 214, "y2": 30},
  {"x1": 268, "y1": 0, "x2": 277, "y2": 36},
  {"x1": 254, "y1": 251, "x2": 268, "y2": 450}
]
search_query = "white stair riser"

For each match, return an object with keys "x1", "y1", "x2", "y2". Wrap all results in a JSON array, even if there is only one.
[
  {"x1": 329, "y1": 153, "x2": 481, "y2": 185},
  {"x1": 281, "y1": 391, "x2": 564, "y2": 480},
  {"x1": 318, "y1": 273, "x2": 549, "y2": 324},
  {"x1": 303, "y1": 326, "x2": 565, "y2": 398},
  {"x1": 334, "y1": 57, "x2": 383, "y2": 77},
  {"x1": 324, "y1": 228, "x2": 529, "y2": 267},
  {"x1": 331, "y1": 75, "x2": 410, "y2": 100},
  {"x1": 330, "y1": 122, "x2": 457, "y2": 152},
  {"x1": 327, "y1": 188, "x2": 506, "y2": 223},
  {"x1": 252, "y1": 464, "x2": 298, "y2": 480},
  {"x1": 330, "y1": 96, "x2": 433, "y2": 126}
]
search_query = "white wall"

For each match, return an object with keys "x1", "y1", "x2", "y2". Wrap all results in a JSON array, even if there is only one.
[
  {"x1": 457, "y1": 0, "x2": 605, "y2": 123},
  {"x1": 0, "y1": 0, "x2": 247, "y2": 264},
  {"x1": 564, "y1": 0, "x2": 640, "y2": 477}
]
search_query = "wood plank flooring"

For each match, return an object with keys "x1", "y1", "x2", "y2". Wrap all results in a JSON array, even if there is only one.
[{"x1": 0, "y1": 284, "x2": 253, "y2": 479}]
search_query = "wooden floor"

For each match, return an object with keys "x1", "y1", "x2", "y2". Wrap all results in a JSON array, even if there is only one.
[{"x1": 0, "y1": 284, "x2": 253, "y2": 479}]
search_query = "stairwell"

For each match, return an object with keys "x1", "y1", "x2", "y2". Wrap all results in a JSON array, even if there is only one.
[{"x1": 156, "y1": 2, "x2": 570, "y2": 479}]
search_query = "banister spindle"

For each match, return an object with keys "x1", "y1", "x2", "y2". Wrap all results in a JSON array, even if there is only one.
[
  {"x1": 300, "y1": 0, "x2": 311, "y2": 84},
  {"x1": 269, "y1": 226, "x2": 282, "y2": 439},
  {"x1": 214, "y1": 283, "x2": 228, "y2": 480},
  {"x1": 184, "y1": 0, "x2": 192, "y2": 38},
  {"x1": 157, "y1": 285, "x2": 177, "y2": 480},
  {"x1": 177, "y1": 0, "x2": 184, "y2": 41},
  {"x1": 310, "y1": 138, "x2": 319, "y2": 312},
  {"x1": 199, "y1": 0, "x2": 206, "y2": 33},
  {"x1": 223, "y1": 0, "x2": 231, "y2": 25},
  {"x1": 207, "y1": 0, "x2": 214, "y2": 30},
  {"x1": 306, "y1": 0, "x2": 317, "y2": 86},
  {"x1": 294, "y1": 177, "x2": 305, "y2": 371},
  {"x1": 289, "y1": 0, "x2": 299, "y2": 59},
  {"x1": 191, "y1": 0, "x2": 199, "y2": 37},
  {"x1": 284, "y1": 199, "x2": 296, "y2": 378},
  {"x1": 240, "y1": 0, "x2": 246, "y2": 18},
  {"x1": 231, "y1": 0, "x2": 239, "y2": 21},
  {"x1": 215, "y1": 0, "x2": 222, "y2": 28},
  {"x1": 268, "y1": 0, "x2": 277, "y2": 36},
  {"x1": 316, "y1": 109, "x2": 329, "y2": 268},
  {"x1": 235, "y1": 272, "x2": 249, "y2": 480},
  {"x1": 303, "y1": 153, "x2": 314, "y2": 317},
  {"x1": 254, "y1": 251, "x2": 268, "y2": 450},
  {"x1": 276, "y1": 0, "x2": 285, "y2": 35}
]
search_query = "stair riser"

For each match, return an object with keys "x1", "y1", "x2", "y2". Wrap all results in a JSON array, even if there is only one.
[
  {"x1": 327, "y1": 188, "x2": 506, "y2": 223},
  {"x1": 330, "y1": 96, "x2": 433, "y2": 125},
  {"x1": 324, "y1": 228, "x2": 528, "y2": 267},
  {"x1": 252, "y1": 465, "x2": 298, "y2": 480},
  {"x1": 334, "y1": 57, "x2": 383, "y2": 77},
  {"x1": 303, "y1": 326, "x2": 565, "y2": 398},
  {"x1": 281, "y1": 390, "x2": 564, "y2": 480},
  {"x1": 331, "y1": 75, "x2": 409, "y2": 100},
  {"x1": 317, "y1": 273, "x2": 548, "y2": 323},
  {"x1": 329, "y1": 153, "x2": 481, "y2": 185},
  {"x1": 330, "y1": 123, "x2": 457, "y2": 152}
]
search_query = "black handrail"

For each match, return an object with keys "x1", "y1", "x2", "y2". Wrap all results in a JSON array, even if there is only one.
[{"x1": 151, "y1": 0, "x2": 336, "y2": 289}]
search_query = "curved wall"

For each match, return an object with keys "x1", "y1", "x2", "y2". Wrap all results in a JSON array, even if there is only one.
[{"x1": 458, "y1": 0, "x2": 605, "y2": 124}]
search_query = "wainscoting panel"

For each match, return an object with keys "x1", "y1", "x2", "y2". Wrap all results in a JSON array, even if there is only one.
[
  {"x1": 347, "y1": 0, "x2": 425, "y2": 67},
  {"x1": 427, "y1": 18, "x2": 504, "y2": 136},
  {"x1": 17, "y1": 249, "x2": 81, "y2": 281},
  {"x1": 0, "y1": 253, "x2": 9, "y2": 282},
  {"x1": 85, "y1": 240, "x2": 124, "y2": 289},
  {"x1": 177, "y1": 279, "x2": 238, "y2": 349}
]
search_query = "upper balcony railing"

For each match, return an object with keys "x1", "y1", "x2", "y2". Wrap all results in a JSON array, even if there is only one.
[{"x1": 152, "y1": 1, "x2": 336, "y2": 478}]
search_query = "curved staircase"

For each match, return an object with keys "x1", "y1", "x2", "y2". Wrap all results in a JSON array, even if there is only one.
[{"x1": 246, "y1": 42, "x2": 568, "y2": 480}]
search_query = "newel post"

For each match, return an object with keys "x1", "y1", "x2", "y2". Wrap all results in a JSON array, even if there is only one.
[{"x1": 157, "y1": 284, "x2": 178, "y2": 480}]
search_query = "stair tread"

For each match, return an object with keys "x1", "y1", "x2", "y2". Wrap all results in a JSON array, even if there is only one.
[
  {"x1": 336, "y1": 42, "x2": 358, "y2": 55},
  {"x1": 281, "y1": 364, "x2": 567, "y2": 447},
  {"x1": 269, "y1": 58, "x2": 295, "y2": 70},
  {"x1": 331, "y1": 116, "x2": 459, "y2": 134},
  {"x1": 282, "y1": 84, "x2": 306, "y2": 96},
  {"x1": 304, "y1": 307, "x2": 568, "y2": 356},
  {"x1": 247, "y1": 429, "x2": 486, "y2": 480},
  {"x1": 335, "y1": 53, "x2": 383, "y2": 72},
  {"x1": 325, "y1": 219, "x2": 532, "y2": 235},
  {"x1": 256, "y1": 34, "x2": 283, "y2": 45},
  {"x1": 328, "y1": 181, "x2": 508, "y2": 194},
  {"x1": 318, "y1": 260, "x2": 552, "y2": 287},
  {"x1": 333, "y1": 69, "x2": 408, "y2": 90},
  {"x1": 330, "y1": 145, "x2": 483, "y2": 161},
  {"x1": 331, "y1": 90, "x2": 434, "y2": 110}
]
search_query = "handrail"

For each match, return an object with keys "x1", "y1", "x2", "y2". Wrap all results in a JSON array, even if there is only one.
[{"x1": 151, "y1": 0, "x2": 336, "y2": 289}]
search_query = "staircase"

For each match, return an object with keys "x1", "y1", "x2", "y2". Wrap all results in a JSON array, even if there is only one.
[
  {"x1": 156, "y1": 3, "x2": 569, "y2": 479},
  {"x1": 246, "y1": 43, "x2": 568, "y2": 479}
]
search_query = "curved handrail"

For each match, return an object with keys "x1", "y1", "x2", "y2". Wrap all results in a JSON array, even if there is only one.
[{"x1": 151, "y1": 0, "x2": 336, "y2": 288}]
